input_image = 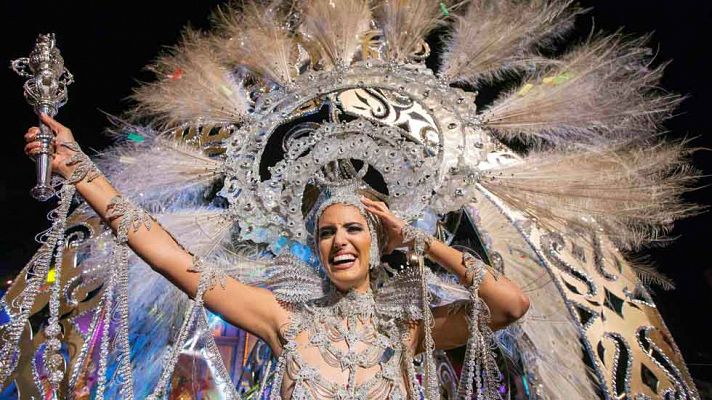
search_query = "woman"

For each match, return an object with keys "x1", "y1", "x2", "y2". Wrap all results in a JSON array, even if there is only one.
[{"x1": 24, "y1": 113, "x2": 530, "y2": 399}]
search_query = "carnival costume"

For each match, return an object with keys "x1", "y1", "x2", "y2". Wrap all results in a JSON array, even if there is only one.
[{"x1": 0, "y1": 0, "x2": 701, "y2": 399}]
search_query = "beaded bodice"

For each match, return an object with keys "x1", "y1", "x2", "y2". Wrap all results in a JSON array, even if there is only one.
[{"x1": 270, "y1": 290, "x2": 417, "y2": 400}]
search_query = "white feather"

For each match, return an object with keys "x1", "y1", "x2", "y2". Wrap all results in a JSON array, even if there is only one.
[
  {"x1": 301, "y1": 0, "x2": 372, "y2": 68},
  {"x1": 155, "y1": 208, "x2": 234, "y2": 257},
  {"x1": 375, "y1": 0, "x2": 451, "y2": 61},
  {"x1": 131, "y1": 29, "x2": 250, "y2": 128},
  {"x1": 211, "y1": 1, "x2": 299, "y2": 85},
  {"x1": 440, "y1": 0, "x2": 578, "y2": 85},
  {"x1": 481, "y1": 34, "x2": 682, "y2": 146},
  {"x1": 478, "y1": 140, "x2": 700, "y2": 249},
  {"x1": 98, "y1": 135, "x2": 223, "y2": 207}
]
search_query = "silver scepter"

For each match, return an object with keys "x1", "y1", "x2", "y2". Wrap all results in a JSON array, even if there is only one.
[{"x1": 11, "y1": 33, "x2": 74, "y2": 201}]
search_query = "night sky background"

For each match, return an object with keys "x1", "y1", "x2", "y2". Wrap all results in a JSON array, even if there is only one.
[{"x1": 1, "y1": 0, "x2": 711, "y2": 391}]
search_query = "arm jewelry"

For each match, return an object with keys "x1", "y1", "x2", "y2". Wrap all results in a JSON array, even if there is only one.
[
  {"x1": 401, "y1": 224, "x2": 435, "y2": 256},
  {"x1": 57, "y1": 144, "x2": 146, "y2": 398},
  {"x1": 105, "y1": 195, "x2": 153, "y2": 243},
  {"x1": 458, "y1": 254, "x2": 500, "y2": 399},
  {"x1": 60, "y1": 164, "x2": 149, "y2": 400},
  {"x1": 461, "y1": 252, "x2": 487, "y2": 288},
  {"x1": 400, "y1": 225, "x2": 500, "y2": 399},
  {"x1": 61, "y1": 141, "x2": 103, "y2": 184},
  {"x1": 400, "y1": 224, "x2": 438, "y2": 398}
]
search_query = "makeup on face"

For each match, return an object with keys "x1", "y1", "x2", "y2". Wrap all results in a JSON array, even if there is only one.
[{"x1": 317, "y1": 204, "x2": 372, "y2": 290}]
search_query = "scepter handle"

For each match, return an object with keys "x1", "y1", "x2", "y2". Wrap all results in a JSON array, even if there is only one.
[
  {"x1": 32, "y1": 105, "x2": 57, "y2": 201},
  {"x1": 11, "y1": 33, "x2": 73, "y2": 201}
]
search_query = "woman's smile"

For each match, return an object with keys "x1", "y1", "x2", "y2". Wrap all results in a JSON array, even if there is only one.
[
  {"x1": 329, "y1": 251, "x2": 358, "y2": 270},
  {"x1": 317, "y1": 204, "x2": 372, "y2": 292}
]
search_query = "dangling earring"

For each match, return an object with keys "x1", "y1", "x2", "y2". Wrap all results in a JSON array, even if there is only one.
[{"x1": 369, "y1": 239, "x2": 380, "y2": 270}]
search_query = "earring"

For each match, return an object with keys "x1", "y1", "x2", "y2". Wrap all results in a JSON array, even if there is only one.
[{"x1": 369, "y1": 239, "x2": 380, "y2": 270}]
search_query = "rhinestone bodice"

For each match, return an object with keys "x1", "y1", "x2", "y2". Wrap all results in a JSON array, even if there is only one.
[{"x1": 270, "y1": 290, "x2": 417, "y2": 400}]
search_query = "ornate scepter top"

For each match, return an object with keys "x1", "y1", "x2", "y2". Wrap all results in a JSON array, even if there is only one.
[{"x1": 11, "y1": 33, "x2": 74, "y2": 116}]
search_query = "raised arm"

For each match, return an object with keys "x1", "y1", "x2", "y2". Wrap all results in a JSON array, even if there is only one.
[
  {"x1": 361, "y1": 197, "x2": 530, "y2": 350},
  {"x1": 24, "y1": 114, "x2": 288, "y2": 352}
]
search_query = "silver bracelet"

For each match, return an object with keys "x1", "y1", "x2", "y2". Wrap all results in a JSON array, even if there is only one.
[
  {"x1": 400, "y1": 225, "x2": 435, "y2": 255},
  {"x1": 461, "y1": 252, "x2": 486, "y2": 289},
  {"x1": 61, "y1": 141, "x2": 103, "y2": 184},
  {"x1": 106, "y1": 195, "x2": 153, "y2": 244}
]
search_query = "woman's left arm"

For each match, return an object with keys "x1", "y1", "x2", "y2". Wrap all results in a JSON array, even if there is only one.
[
  {"x1": 424, "y1": 239, "x2": 530, "y2": 329},
  {"x1": 362, "y1": 198, "x2": 530, "y2": 332}
]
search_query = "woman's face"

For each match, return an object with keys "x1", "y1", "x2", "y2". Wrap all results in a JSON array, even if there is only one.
[{"x1": 317, "y1": 203, "x2": 372, "y2": 293}]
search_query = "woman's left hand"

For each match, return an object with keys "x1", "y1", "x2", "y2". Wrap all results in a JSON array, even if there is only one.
[{"x1": 361, "y1": 197, "x2": 406, "y2": 254}]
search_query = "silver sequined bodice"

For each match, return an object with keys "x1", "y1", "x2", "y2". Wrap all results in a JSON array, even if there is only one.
[{"x1": 269, "y1": 290, "x2": 419, "y2": 400}]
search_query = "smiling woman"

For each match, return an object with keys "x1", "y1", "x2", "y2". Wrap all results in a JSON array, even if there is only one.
[
  {"x1": 317, "y1": 204, "x2": 373, "y2": 293},
  {"x1": 266, "y1": 177, "x2": 529, "y2": 399}
]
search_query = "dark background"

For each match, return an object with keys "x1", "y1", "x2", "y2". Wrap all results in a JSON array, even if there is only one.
[{"x1": 1, "y1": 0, "x2": 711, "y2": 390}]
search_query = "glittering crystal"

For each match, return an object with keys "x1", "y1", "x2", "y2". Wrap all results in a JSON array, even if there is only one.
[
  {"x1": 45, "y1": 323, "x2": 61, "y2": 337},
  {"x1": 49, "y1": 370, "x2": 64, "y2": 385},
  {"x1": 47, "y1": 338, "x2": 61, "y2": 351},
  {"x1": 48, "y1": 353, "x2": 64, "y2": 368}
]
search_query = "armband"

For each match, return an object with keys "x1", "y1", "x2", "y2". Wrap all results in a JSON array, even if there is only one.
[
  {"x1": 461, "y1": 252, "x2": 487, "y2": 289},
  {"x1": 400, "y1": 225, "x2": 435, "y2": 255},
  {"x1": 106, "y1": 195, "x2": 153, "y2": 244}
]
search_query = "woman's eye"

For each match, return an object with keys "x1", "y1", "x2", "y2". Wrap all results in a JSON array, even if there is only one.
[
  {"x1": 347, "y1": 225, "x2": 363, "y2": 233},
  {"x1": 319, "y1": 229, "x2": 334, "y2": 238}
]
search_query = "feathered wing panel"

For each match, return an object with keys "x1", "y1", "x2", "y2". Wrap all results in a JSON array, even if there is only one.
[
  {"x1": 481, "y1": 34, "x2": 682, "y2": 146},
  {"x1": 473, "y1": 188, "x2": 699, "y2": 399},
  {"x1": 131, "y1": 30, "x2": 250, "y2": 128},
  {"x1": 155, "y1": 208, "x2": 234, "y2": 257},
  {"x1": 477, "y1": 141, "x2": 700, "y2": 250},
  {"x1": 301, "y1": 0, "x2": 372, "y2": 68},
  {"x1": 439, "y1": 0, "x2": 578, "y2": 85},
  {"x1": 96, "y1": 133, "x2": 224, "y2": 207},
  {"x1": 471, "y1": 196, "x2": 600, "y2": 399},
  {"x1": 211, "y1": 1, "x2": 298, "y2": 85}
]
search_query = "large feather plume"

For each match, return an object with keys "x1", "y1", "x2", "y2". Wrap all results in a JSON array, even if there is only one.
[
  {"x1": 208, "y1": 248, "x2": 271, "y2": 286},
  {"x1": 211, "y1": 2, "x2": 298, "y2": 85},
  {"x1": 131, "y1": 30, "x2": 250, "y2": 128},
  {"x1": 481, "y1": 34, "x2": 682, "y2": 146},
  {"x1": 375, "y1": 0, "x2": 450, "y2": 61},
  {"x1": 156, "y1": 208, "x2": 234, "y2": 257},
  {"x1": 439, "y1": 0, "x2": 578, "y2": 85},
  {"x1": 301, "y1": 0, "x2": 372, "y2": 68},
  {"x1": 97, "y1": 134, "x2": 223, "y2": 207},
  {"x1": 478, "y1": 141, "x2": 700, "y2": 249}
]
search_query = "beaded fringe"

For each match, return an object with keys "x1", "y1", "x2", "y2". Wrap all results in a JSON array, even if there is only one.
[
  {"x1": 0, "y1": 183, "x2": 75, "y2": 396},
  {"x1": 456, "y1": 286, "x2": 501, "y2": 399}
]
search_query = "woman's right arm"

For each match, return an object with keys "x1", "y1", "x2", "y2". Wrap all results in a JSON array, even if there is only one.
[{"x1": 24, "y1": 114, "x2": 289, "y2": 352}]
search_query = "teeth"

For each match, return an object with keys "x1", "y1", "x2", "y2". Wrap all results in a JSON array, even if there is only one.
[{"x1": 333, "y1": 254, "x2": 356, "y2": 263}]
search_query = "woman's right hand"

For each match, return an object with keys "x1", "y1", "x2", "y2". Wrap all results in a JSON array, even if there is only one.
[{"x1": 23, "y1": 114, "x2": 78, "y2": 179}]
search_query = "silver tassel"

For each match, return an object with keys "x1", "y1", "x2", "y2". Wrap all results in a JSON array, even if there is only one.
[
  {"x1": 419, "y1": 256, "x2": 439, "y2": 399},
  {"x1": 456, "y1": 256, "x2": 501, "y2": 399},
  {"x1": 0, "y1": 183, "x2": 75, "y2": 387}
]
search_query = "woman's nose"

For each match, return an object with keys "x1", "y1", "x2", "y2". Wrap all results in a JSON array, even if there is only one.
[{"x1": 332, "y1": 228, "x2": 348, "y2": 248}]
